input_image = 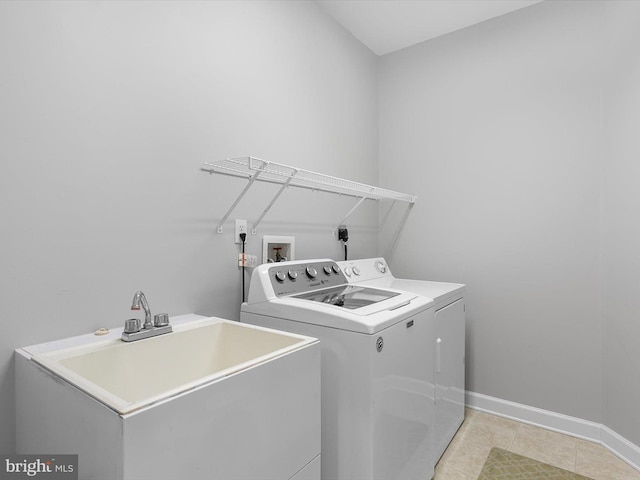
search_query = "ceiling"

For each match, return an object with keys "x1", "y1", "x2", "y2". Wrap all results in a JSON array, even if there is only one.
[{"x1": 316, "y1": 0, "x2": 544, "y2": 56}]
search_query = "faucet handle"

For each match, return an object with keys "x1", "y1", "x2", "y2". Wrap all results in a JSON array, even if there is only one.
[
  {"x1": 124, "y1": 318, "x2": 141, "y2": 334},
  {"x1": 154, "y1": 313, "x2": 170, "y2": 327}
]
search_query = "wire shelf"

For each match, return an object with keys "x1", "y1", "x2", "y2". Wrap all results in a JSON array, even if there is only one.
[
  {"x1": 203, "y1": 157, "x2": 417, "y2": 203},
  {"x1": 202, "y1": 156, "x2": 416, "y2": 233}
]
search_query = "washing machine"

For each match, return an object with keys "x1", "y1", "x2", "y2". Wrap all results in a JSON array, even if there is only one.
[
  {"x1": 241, "y1": 259, "x2": 436, "y2": 480},
  {"x1": 338, "y1": 258, "x2": 465, "y2": 463}
]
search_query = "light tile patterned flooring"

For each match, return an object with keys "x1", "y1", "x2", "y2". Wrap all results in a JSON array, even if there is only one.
[{"x1": 435, "y1": 409, "x2": 640, "y2": 480}]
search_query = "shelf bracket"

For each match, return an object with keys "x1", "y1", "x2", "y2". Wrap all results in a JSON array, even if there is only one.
[
  {"x1": 216, "y1": 168, "x2": 264, "y2": 233},
  {"x1": 384, "y1": 202, "x2": 415, "y2": 261},
  {"x1": 251, "y1": 169, "x2": 298, "y2": 234},
  {"x1": 332, "y1": 194, "x2": 370, "y2": 236},
  {"x1": 378, "y1": 200, "x2": 397, "y2": 232}
]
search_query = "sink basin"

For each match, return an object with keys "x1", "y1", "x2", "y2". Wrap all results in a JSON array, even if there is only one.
[{"x1": 31, "y1": 317, "x2": 314, "y2": 414}]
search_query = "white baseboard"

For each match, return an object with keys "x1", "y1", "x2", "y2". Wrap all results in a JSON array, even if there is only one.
[
  {"x1": 466, "y1": 391, "x2": 640, "y2": 471},
  {"x1": 601, "y1": 425, "x2": 640, "y2": 472}
]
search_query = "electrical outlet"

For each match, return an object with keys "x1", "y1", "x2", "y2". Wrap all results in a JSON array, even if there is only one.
[
  {"x1": 338, "y1": 225, "x2": 348, "y2": 242},
  {"x1": 235, "y1": 219, "x2": 247, "y2": 244}
]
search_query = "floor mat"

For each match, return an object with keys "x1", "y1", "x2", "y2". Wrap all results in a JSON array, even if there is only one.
[{"x1": 478, "y1": 447, "x2": 594, "y2": 480}]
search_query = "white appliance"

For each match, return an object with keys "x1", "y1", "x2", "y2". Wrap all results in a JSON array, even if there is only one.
[
  {"x1": 241, "y1": 259, "x2": 436, "y2": 480},
  {"x1": 338, "y1": 258, "x2": 465, "y2": 462}
]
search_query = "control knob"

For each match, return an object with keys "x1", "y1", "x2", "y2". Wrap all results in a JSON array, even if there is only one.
[
  {"x1": 288, "y1": 270, "x2": 298, "y2": 280},
  {"x1": 323, "y1": 266, "x2": 332, "y2": 275},
  {"x1": 353, "y1": 267, "x2": 361, "y2": 276},
  {"x1": 306, "y1": 266, "x2": 318, "y2": 278},
  {"x1": 375, "y1": 261, "x2": 387, "y2": 274},
  {"x1": 275, "y1": 271, "x2": 286, "y2": 282}
]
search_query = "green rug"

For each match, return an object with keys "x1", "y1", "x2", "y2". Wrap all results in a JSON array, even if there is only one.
[{"x1": 478, "y1": 448, "x2": 594, "y2": 480}]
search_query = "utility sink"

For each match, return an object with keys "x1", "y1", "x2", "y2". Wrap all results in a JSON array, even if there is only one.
[
  {"x1": 30, "y1": 317, "x2": 312, "y2": 414},
  {"x1": 16, "y1": 315, "x2": 321, "y2": 480}
]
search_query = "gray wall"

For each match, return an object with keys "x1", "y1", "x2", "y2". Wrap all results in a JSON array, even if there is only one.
[
  {"x1": 380, "y1": 0, "x2": 640, "y2": 448},
  {"x1": 602, "y1": 1, "x2": 640, "y2": 447},
  {"x1": 0, "y1": 0, "x2": 378, "y2": 453},
  {"x1": 379, "y1": 1, "x2": 604, "y2": 423}
]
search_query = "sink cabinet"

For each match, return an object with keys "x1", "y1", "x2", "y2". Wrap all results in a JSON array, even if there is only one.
[{"x1": 16, "y1": 315, "x2": 321, "y2": 480}]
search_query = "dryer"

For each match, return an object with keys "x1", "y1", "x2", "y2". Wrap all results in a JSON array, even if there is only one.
[
  {"x1": 241, "y1": 259, "x2": 436, "y2": 480},
  {"x1": 338, "y1": 258, "x2": 465, "y2": 463}
]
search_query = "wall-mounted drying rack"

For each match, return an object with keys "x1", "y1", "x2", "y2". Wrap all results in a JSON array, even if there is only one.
[{"x1": 202, "y1": 156, "x2": 417, "y2": 235}]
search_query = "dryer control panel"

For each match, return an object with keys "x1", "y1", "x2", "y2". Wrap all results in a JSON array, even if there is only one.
[
  {"x1": 338, "y1": 257, "x2": 391, "y2": 282},
  {"x1": 269, "y1": 260, "x2": 347, "y2": 297}
]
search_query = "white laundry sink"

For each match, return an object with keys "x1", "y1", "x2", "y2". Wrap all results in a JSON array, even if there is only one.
[
  {"x1": 30, "y1": 317, "x2": 311, "y2": 414},
  {"x1": 16, "y1": 315, "x2": 321, "y2": 480}
]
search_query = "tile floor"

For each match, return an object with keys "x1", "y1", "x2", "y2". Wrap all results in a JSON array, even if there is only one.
[{"x1": 434, "y1": 409, "x2": 640, "y2": 480}]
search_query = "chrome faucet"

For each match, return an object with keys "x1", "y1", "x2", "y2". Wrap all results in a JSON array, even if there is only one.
[
  {"x1": 122, "y1": 291, "x2": 172, "y2": 342},
  {"x1": 131, "y1": 291, "x2": 153, "y2": 329}
]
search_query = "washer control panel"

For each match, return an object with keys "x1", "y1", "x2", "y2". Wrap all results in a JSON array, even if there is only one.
[{"x1": 269, "y1": 261, "x2": 346, "y2": 297}]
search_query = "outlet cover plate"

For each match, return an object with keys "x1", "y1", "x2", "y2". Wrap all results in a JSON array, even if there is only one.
[{"x1": 235, "y1": 219, "x2": 247, "y2": 244}]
